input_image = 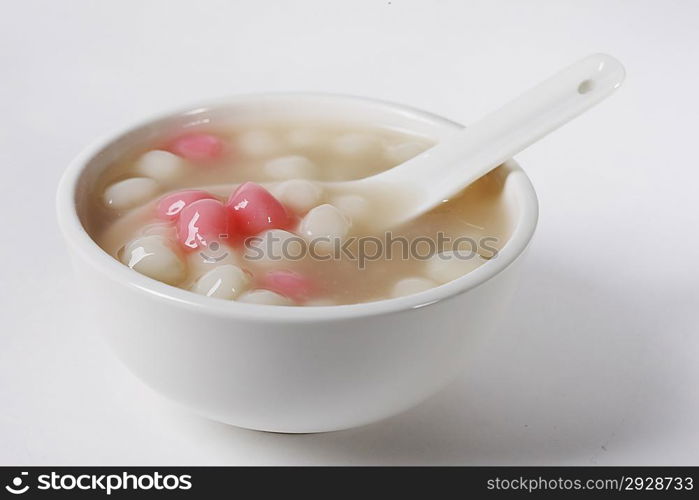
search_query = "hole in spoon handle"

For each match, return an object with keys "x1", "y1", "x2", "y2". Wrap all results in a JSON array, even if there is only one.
[
  {"x1": 571, "y1": 53, "x2": 626, "y2": 99},
  {"x1": 578, "y1": 79, "x2": 595, "y2": 94}
]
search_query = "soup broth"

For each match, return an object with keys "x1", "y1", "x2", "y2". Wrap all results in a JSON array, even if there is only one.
[{"x1": 88, "y1": 121, "x2": 512, "y2": 306}]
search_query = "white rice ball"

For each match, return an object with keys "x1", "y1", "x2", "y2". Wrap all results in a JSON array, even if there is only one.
[
  {"x1": 237, "y1": 130, "x2": 280, "y2": 158},
  {"x1": 121, "y1": 235, "x2": 185, "y2": 285},
  {"x1": 273, "y1": 179, "x2": 322, "y2": 215},
  {"x1": 237, "y1": 289, "x2": 294, "y2": 306},
  {"x1": 390, "y1": 277, "x2": 438, "y2": 298},
  {"x1": 332, "y1": 132, "x2": 381, "y2": 157},
  {"x1": 425, "y1": 251, "x2": 487, "y2": 284},
  {"x1": 384, "y1": 141, "x2": 427, "y2": 164},
  {"x1": 192, "y1": 264, "x2": 250, "y2": 300},
  {"x1": 134, "y1": 150, "x2": 185, "y2": 181},
  {"x1": 299, "y1": 204, "x2": 349, "y2": 239},
  {"x1": 286, "y1": 128, "x2": 320, "y2": 149},
  {"x1": 104, "y1": 177, "x2": 160, "y2": 210},
  {"x1": 264, "y1": 155, "x2": 318, "y2": 180},
  {"x1": 299, "y1": 204, "x2": 350, "y2": 255},
  {"x1": 331, "y1": 194, "x2": 369, "y2": 222}
]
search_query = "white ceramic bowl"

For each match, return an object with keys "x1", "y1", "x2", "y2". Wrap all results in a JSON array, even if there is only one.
[{"x1": 56, "y1": 94, "x2": 538, "y2": 433}]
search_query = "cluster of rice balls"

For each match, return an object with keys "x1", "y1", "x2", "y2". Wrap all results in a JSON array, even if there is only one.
[{"x1": 102, "y1": 131, "x2": 486, "y2": 306}]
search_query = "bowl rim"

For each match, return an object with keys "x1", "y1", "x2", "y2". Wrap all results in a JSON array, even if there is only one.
[{"x1": 56, "y1": 92, "x2": 539, "y2": 323}]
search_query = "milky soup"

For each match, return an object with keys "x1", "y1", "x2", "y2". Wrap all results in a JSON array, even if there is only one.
[{"x1": 86, "y1": 121, "x2": 512, "y2": 306}]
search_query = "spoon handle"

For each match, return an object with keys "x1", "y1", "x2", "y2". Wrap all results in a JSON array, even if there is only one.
[{"x1": 371, "y1": 54, "x2": 625, "y2": 210}]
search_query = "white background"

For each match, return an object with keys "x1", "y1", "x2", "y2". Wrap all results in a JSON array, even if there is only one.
[{"x1": 1, "y1": 0, "x2": 698, "y2": 465}]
